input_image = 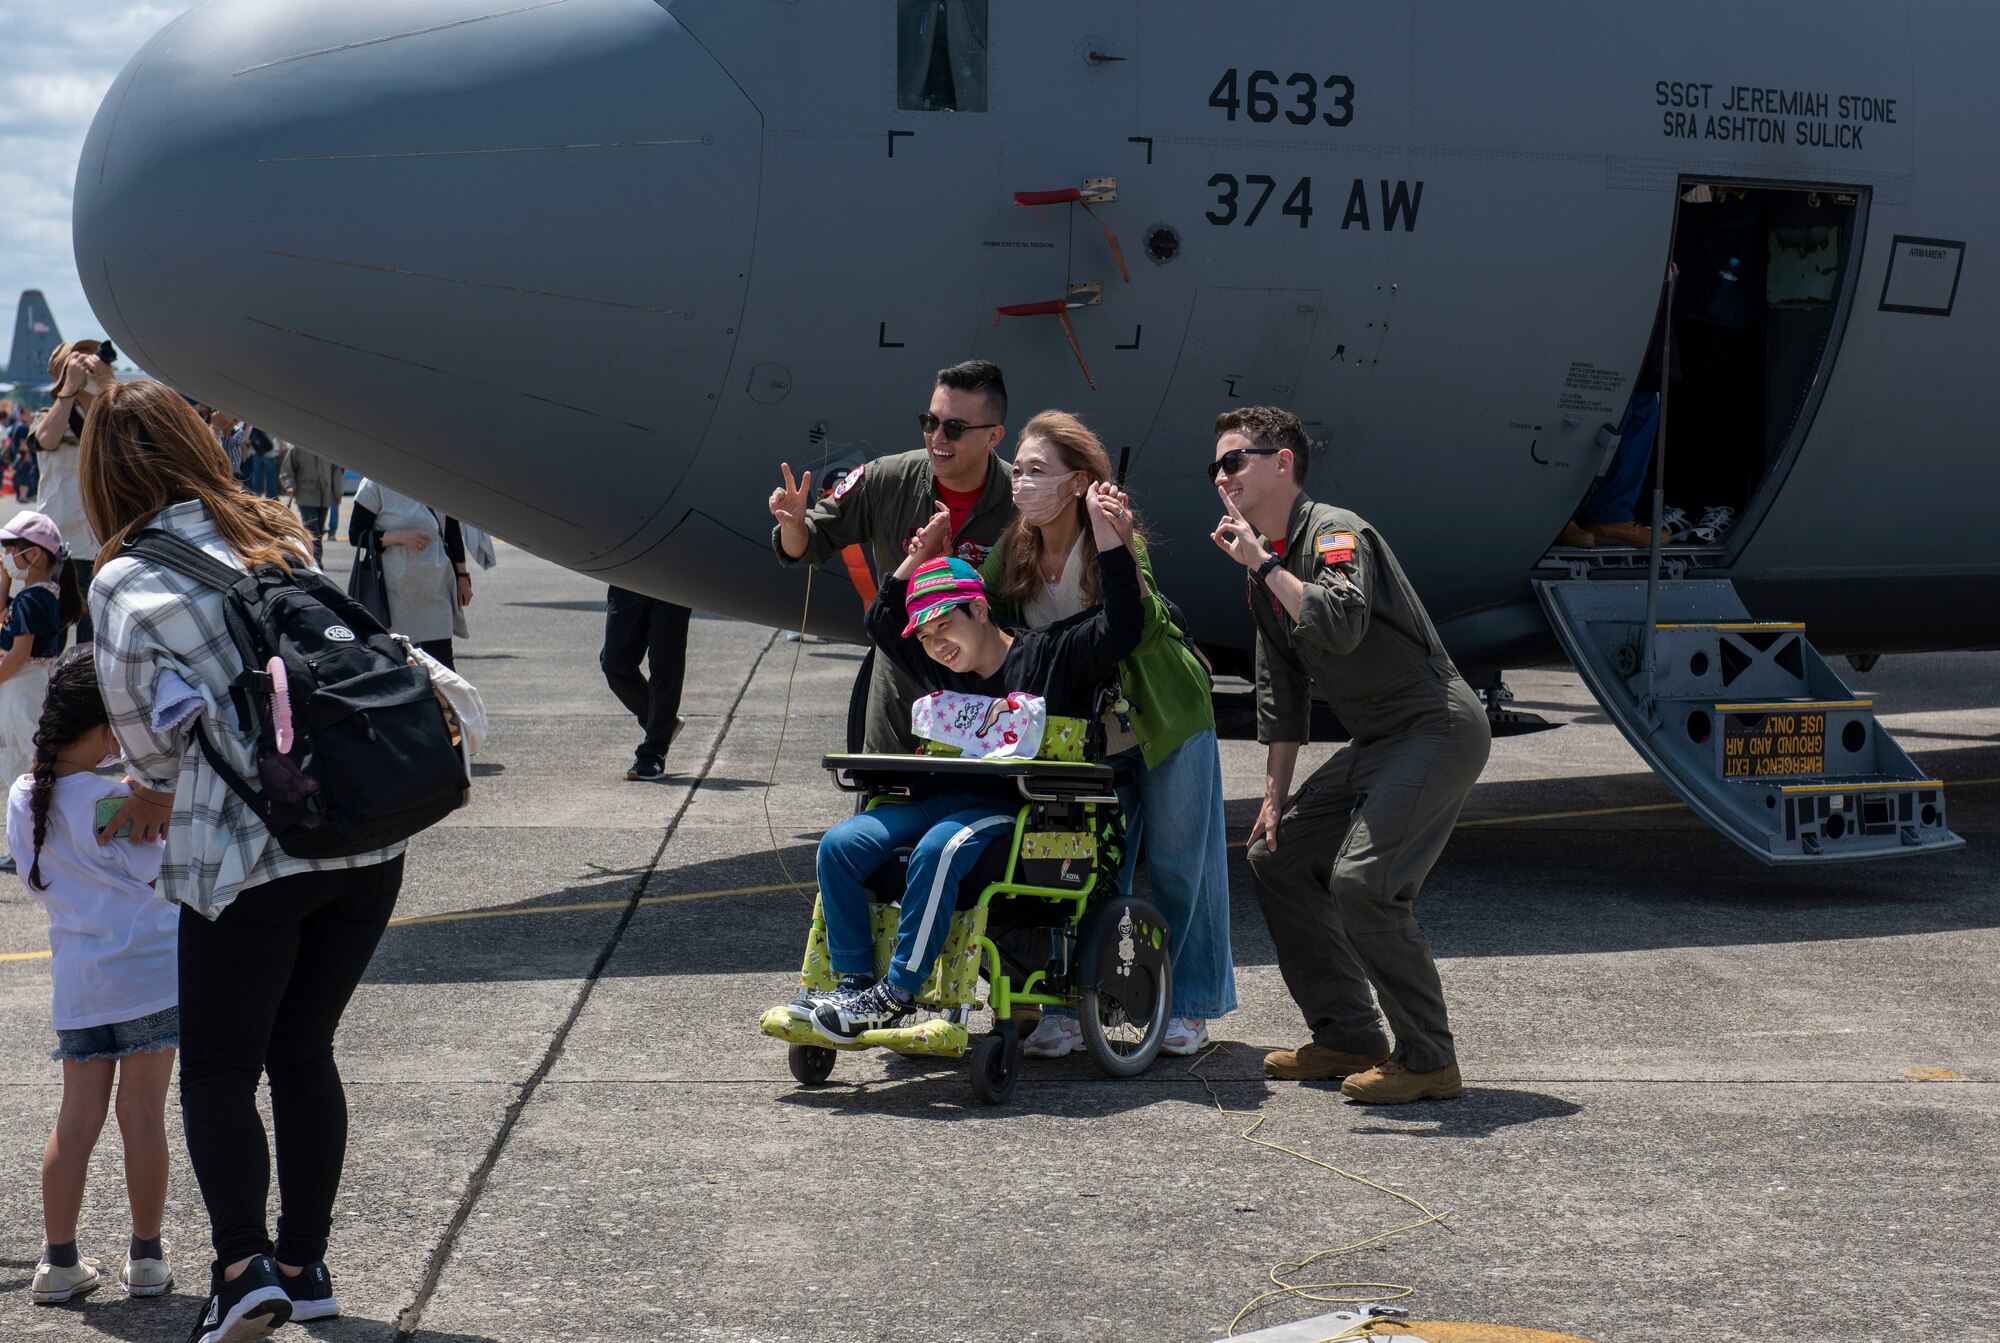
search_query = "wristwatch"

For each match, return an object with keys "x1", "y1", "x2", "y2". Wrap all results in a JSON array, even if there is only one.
[{"x1": 1254, "y1": 552, "x2": 1284, "y2": 579}]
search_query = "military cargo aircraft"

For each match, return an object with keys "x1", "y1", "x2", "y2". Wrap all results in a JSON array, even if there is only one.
[
  {"x1": 0, "y1": 291, "x2": 66, "y2": 398},
  {"x1": 69, "y1": 0, "x2": 1992, "y2": 863}
]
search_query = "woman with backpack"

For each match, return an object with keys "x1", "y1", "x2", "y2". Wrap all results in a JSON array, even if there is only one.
[{"x1": 80, "y1": 380, "x2": 408, "y2": 1342}]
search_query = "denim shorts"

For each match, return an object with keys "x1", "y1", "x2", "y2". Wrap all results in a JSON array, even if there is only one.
[{"x1": 52, "y1": 1006, "x2": 180, "y2": 1063}]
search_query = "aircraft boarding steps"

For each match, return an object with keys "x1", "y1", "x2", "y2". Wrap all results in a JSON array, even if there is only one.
[{"x1": 1535, "y1": 580, "x2": 1962, "y2": 864}]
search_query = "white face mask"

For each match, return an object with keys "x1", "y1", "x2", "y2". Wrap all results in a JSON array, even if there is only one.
[
  {"x1": 97, "y1": 749, "x2": 123, "y2": 770},
  {"x1": 3, "y1": 550, "x2": 32, "y2": 578},
  {"x1": 1010, "y1": 470, "x2": 1081, "y2": 527}
]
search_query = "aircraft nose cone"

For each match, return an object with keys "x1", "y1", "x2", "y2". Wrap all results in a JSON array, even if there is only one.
[{"x1": 75, "y1": 0, "x2": 760, "y2": 565}]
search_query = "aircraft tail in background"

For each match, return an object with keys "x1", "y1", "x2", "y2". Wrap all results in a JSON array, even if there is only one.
[{"x1": 1, "y1": 290, "x2": 62, "y2": 391}]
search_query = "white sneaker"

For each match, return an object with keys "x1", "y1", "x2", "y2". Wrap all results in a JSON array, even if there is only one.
[
  {"x1": 122, "y1": 1250, "x2": 173, "y2": 1297},
  {"x1": 1691, "y1": 505, "x2": 1736, "y2": 544},
  {"x1": 1160, "y1": 1017, "x2": 1211, "y2": 1056},
  {"x1": 1021, "y1": 1013, "x2": 1082, "y2": 1058},
  {"x1": 32, "y1": 1256, "x2": 101, "y2": 1304},
  {"x1": 1659, "y1": 506, "x2": 1691, "y2": 543}
]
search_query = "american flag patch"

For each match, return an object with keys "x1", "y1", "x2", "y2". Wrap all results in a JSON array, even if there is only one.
[{"x1": 1317, "y1": 531, "x2": 1357, "y2": 563}]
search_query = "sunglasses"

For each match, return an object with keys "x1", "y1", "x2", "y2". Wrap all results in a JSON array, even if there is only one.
[
  {"x1": 1207, "y1": 446, "x2": 1282, "y2": 482},
  {"x1": 918, "y1": 412, "x2": 1000, "y2": 441}
]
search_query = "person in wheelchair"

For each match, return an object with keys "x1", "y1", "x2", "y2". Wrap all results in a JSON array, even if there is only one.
[{"x1": 800, "y1": 480, "x2": 1144, "y2": 1044}]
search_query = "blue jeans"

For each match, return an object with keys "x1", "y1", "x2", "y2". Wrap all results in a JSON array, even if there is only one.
[
  {"x1": 1579, "y1": 392, "x2": 1659, "y2": 525},
  {"x1": 817, "y1": 791, "x2": 1015, "y2": 996},
  {"x1": 1113, "y1": 729, "x2": 1239, "y2": 1019},
  {"x1": 247, "y1": 453, "x2": 280, "y2": 498}
]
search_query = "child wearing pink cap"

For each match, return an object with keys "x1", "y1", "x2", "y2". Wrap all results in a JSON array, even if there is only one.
[
  {"x1": 796, "y1": 483, "x2": 1145, "y2": 1044},
  {"x1": 0, "y1": 512, "x2": 85, "y2": 874}
]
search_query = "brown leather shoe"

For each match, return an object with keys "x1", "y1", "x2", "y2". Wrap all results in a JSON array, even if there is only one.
[
  {"x1": 1582, "y1": 520, "x2": 1657, "y2": 549},
  {"x1": 1556, "y1": 519, "x2": 1596, "y2": 548},
  {"x1": 1339, "y1": 1059, "x2": 1463, "y2": 1104},
  {"x1": 1261, "y1": 1043, "x2": 1391, "y2": 1081}
]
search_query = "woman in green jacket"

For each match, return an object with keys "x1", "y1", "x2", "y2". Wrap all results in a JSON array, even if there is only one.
[{"x1": 981, "y1": 411, "x2": 1237, "y2": 1057}]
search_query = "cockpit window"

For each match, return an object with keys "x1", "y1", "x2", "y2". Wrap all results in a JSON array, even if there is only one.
[{"x1": 897, "y1": 0, "x2": 989, "y2": 113}]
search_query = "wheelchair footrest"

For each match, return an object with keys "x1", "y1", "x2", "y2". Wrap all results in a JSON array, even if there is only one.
[{"x1": 759, "y1": 1007, "x2": 971, "y2": 1058}]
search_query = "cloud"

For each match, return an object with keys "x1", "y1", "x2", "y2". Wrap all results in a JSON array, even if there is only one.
[{"x1": 0, "y1": 4, "x2": 185, "y2": 350}]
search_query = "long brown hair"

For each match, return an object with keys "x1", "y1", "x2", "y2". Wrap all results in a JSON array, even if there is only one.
[
  {"x1": 79, "y1": 380, "x2": 313, "y2": 573},
  {"x1": 993, "y1": 410, "x2": 1140, "y2": 609}
]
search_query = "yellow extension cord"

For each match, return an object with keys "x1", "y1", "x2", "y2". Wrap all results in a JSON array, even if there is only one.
[
  {"x1": 763, "y1": 565, "x2": 813, "y2": 894},
  {"x1": 1189, "y1": 1044, "x2": 1450, "y2": 1339}
]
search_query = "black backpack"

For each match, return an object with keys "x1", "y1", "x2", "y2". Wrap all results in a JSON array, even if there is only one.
[{"x1": 124, "y1": 530, "x2": 469, "y2": 859}]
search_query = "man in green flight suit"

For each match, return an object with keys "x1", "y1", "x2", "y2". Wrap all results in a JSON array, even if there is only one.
[
  {"x1": 1208, "y1": 406, "x2": 1490, "y2": 1104},
  {"x1": 768, "y1": 360, "x2": 1015, "y2": 752}
]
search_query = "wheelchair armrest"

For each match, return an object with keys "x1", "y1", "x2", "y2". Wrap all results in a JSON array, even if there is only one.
[{"x1": 823, "y1": 753, "x2": 1118, "y2": 803}]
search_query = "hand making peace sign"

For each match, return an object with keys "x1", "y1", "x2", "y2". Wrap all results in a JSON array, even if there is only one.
[
  {"x1": 767, "y1": 462, "x2": 815, "y2": 527},
  {"x1": 1210, "y1": 484, "x2": 1269, "y2": 568}
]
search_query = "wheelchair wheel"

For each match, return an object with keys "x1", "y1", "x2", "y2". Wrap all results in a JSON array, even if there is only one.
[
  {"x1": 1080, "y1": 952, "x2": 1172, "y2": 1078},
  {"x1": 1077, "y1": 895, "x2": 1173, "y2": 1078},
  {"x1": 788, "y1": 1044, "x2": 837, "y2": 1086},
  {"x1": 968, "y1": 1027, "x2": 1022, "y2": 1105}
]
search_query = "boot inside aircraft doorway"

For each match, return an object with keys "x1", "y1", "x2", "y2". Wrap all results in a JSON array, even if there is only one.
[{"x1": 1551, "y1": 180, "x2": 1866, "y2": 565}]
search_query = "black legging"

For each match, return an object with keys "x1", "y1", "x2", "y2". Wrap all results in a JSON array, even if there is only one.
[{"x1": 176, "y1": 857, "x2": 404, "y2": 1268}]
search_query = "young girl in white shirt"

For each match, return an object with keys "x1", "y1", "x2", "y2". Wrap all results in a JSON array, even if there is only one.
[{"x1": 11, "y1": 647, "x2": 176, "y2": 1305}]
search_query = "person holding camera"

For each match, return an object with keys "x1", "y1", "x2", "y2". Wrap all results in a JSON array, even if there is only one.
[{"x1": 32, "y1": 341, "x2": 118, "y2": 645}]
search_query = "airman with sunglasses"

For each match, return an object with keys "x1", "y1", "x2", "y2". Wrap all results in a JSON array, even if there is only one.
[
  {"x1": 1208, "y1": 406, "x2": 1490, "y2": 1105},
  {"x1": 769, "y1": 360, "x2": 1015, "y2": 751}
]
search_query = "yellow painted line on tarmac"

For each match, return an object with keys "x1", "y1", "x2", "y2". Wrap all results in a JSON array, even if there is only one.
[
  {"x1": 1, "y1": 880, "x2": 816, "y2": 965},
  {"x1": 12, "y1": 775, "x2": 2000, "y2": 961},
  {"x1": 384, "y1": 880, "x2": 812, "y2": 928},
  {"x1": 1455, "y1": 801, "x2": 1686, "y2": 828}
]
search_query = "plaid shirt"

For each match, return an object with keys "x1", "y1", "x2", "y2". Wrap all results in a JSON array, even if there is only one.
[{"x1": 92, "y1": 500, "x2": 403, "y2": 919}]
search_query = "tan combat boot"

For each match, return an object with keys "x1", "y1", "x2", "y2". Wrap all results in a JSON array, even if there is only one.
[
  {"x1": 1261, "y1": 1043, "x2": 1391, "y2": 1081},
  {"x1": 1583, "y1": 520, "x2": 1658, "y2": 549},
  {"x1": 1339, "y1": 1059, "x2": 1464, "y2": 1104}
]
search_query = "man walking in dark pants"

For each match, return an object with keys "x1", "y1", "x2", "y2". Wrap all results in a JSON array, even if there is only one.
[
  {"x1": 601, "y1": 587, "x2": 691, "y2": 781},
  {"x1": 1209, "y1": 406, "x2": 1490, "y2": 1105}
]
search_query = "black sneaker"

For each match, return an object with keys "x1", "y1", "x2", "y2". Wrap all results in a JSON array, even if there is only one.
[
  {"x1": 281, "y1": 1261, "x2": 339, "y2": 1321},
  {"x1": 626, "y1": 757, "x2": 666, "y2": 781},
  {"x1": 786, "y1": 973, "x2": 873, "y2": 1020},
  {"x1": 810, "y1": 981, "x2": 911, "y2": 1044},
  {"x1": 185, "y1": 1256, "x2": 291, "y2": 1343}
]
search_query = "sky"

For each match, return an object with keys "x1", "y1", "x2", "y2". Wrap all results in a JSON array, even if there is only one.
[{"x1": 0, "y1": 3, "x2": 185, "y2": 353}]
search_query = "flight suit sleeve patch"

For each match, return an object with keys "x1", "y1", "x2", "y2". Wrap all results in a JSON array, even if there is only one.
[
  {"x1": 828, "y1": 463, "x2": 865, "y2": 500},
  {"x1": 1315, "y1": 530, "x2": 1357, "y2": 565}
]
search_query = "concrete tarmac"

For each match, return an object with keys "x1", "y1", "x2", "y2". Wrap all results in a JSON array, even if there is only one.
[{"x1": 0, "y1": 535, "x2": 1994, "y2": 1343}]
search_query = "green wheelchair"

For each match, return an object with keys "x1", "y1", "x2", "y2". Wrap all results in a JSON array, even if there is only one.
[{"x1": 759, "y1": 716, "x2": 1173, "y2": 1105}]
